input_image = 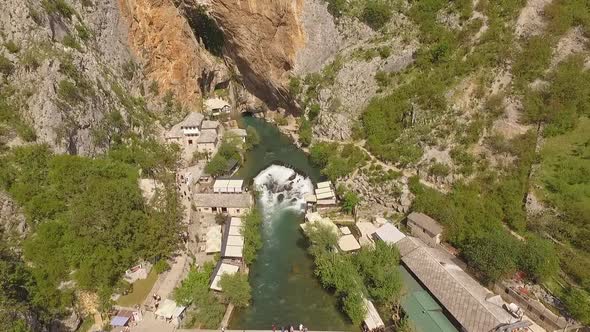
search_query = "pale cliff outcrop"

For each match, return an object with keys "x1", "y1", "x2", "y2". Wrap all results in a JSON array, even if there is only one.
[
  {"x1": 0, "y1": 0, "x2": 143, "y2": 155},
  {"x1": 210, "y1": 0, "x2": 305, "y2": 111},
  {"x1": 119, "y1": 0, "x2": 227, "y2": 111}
]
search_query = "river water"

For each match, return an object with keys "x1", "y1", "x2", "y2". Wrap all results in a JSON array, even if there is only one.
[
  {"x1": 229, "y1": 116, "x2": 456, "y2": 332},
  {"x1": 230, "y1": 116, "x2": 354, "y2": 330}
]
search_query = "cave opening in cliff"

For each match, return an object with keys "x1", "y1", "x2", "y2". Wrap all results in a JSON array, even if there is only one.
[{"x1": 183, "y1": 4, "x2": 225, "y2": 57}]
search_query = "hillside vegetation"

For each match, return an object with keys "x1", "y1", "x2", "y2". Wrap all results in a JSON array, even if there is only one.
[{"x1": 285, "y1": 0, "x2": 590, "y2": 324}]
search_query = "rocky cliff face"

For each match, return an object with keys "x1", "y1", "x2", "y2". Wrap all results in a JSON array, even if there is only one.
[
  {"x1": 119, "y1": 0, "x2": 228, "y2": 111},
  {"x1": 0, "y1": 0, "x2": 143, "y2": 155},
  {"x1": 209, "y1": 0, "x2": 305, "y2": 111},
  {"x1": 0, "y1": 0, "x2": 230, "y2": 156}
]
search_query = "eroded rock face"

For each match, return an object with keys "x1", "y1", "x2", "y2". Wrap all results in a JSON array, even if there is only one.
[
  {"x1": 0, "y1": 0, "x2": 142, "y2": 155},
  {"x1": 119, "y1": 0, "x2": 226, "y2": 111},
  {"x1": 209, "y1": 0, "x2": 305, "y2": 111},
  {"x1": 0, "y1": 192, "x2": 27, "y2": 237}
]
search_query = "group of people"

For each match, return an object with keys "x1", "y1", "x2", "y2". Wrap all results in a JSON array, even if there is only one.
[
  {"x1": 151, "y1": 293, "x2": 162, "y2": 309},
  {"x1": 272, "y1": 323, "x2": 308, "y2": 332}
]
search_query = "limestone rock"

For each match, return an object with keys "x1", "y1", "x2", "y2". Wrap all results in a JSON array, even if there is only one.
[{"x1": 209, "y1": 0, "x2": 305, "y2": 111}]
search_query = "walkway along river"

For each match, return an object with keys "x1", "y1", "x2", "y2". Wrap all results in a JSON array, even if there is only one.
[{"x1": 229, "y1": 116, "x2": 457, "y2": 332}]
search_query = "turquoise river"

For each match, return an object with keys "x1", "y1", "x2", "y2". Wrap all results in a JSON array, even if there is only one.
[{"x1": 229, "y1": 116, "x2": 457, "y2": 332}]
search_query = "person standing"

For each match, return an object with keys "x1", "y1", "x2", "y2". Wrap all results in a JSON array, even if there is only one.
[
  {"x1": 272, "y1": 324, "x2": 276, "y2": 332},
  {"x1": 299, "y1": 324, "x2": 303, "y2": 332}
]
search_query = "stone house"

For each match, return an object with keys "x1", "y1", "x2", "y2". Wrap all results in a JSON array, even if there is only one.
[
  {"x1": 196, "y1": 129, "x2": 218, "y2": 153},
  {"x1": 406, "y1": 212, "x2": 443, "y2": 247},
  {"x1": 193, "y1": 192, "x2": 252, "y2": 217},
  {"x1": 165, "y1": 112, "x2": 205, "y2": 146}
]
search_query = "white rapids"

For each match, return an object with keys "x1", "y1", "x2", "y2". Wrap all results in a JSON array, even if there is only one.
[{"x1": 253, "y1": 164, "x2": 314, "y2": 218}]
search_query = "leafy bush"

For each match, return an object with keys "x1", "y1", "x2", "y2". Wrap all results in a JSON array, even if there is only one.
[
  {"x1": 61, "y1": 34, "x2": 81, "y2": 51},
  {"x1": 374, "y1": 71, "x2": 392, "y2": 88},
  {"x1": 122, "y1": 60, "x2": 137, "y2": 81},
  {"x1": 308, "y1": 103, "x2": 321, "y2": 121},
  {"x1": 512, "y1": 36, "x2": 552, "y2": 88},
  {"x1": 523, "y1": 55, "x2": 590, "y2": 136},
  {"x1": 57, "y1": 80, "x2": 83, "y2": 105},
  {"x1": 206, "y1": 136, "x2": 242, "y2": 176},
  {"x1": 153, "y1": 260, "x2": 170, "y2": 274},
  {"x1": 0, "y1": 55, "x2": 15, "y2": 76},
  {"x1": 75, "y1": 24, "x2": 91, "y2": 41},
  {"x1": 42, "y1": 0, "x2": 75, "y2": 19},
  {"x1": 4, "y1": 41, "x2": 20, "y2": 54},
  {"x1": 429, "y1": 162, "x2": 450, "y2": 178},
  {"x1": 298, "y1": 118, "x2": 312, "y2": 147},
  {"x1": 242, "y1": 209, "x2": 263, "y2": 265},
  {"x1": 341, "y1": 191, "x2": 360, "y2": 214},
  {"x1": 310, "y1": 142, "x2": 367, "y2": 180},
  {"x1": 362, "y1": 0, "x2": 393, "y2": 30},
  {"x1": 562, "y1": 287, "x2": 590, "y2": 325},
  {"x1": 289, "y1": 76, "x2": 302, "y2": 96},
  {"x1": 378, "y1": 46, "x2": 392, "y2": 58}
]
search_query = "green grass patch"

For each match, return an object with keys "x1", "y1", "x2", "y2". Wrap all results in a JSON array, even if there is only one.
[{"x1": 116, "y1": 269, "x2": 158, "y2": 307}]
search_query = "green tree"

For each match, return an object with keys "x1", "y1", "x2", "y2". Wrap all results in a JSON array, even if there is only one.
[
  {"x1": 462, "y1": 231, "x2": 520, "y2": 283},
  {"x1": 205, "y1": 154, "x2": 228, "y2": 177},
  {"x1": 355, "y1": 241, "x2": 402, "y2": 304},
  {"x1": 342, "y1": 191, "x2": 360, "y2": 214},
  {"x1": 245, "y1": 127, "x2": 261, "y2": 149},
  {"x1": 219, "y1": 273, "x2": 252, "y2": 308},
  {"x1": 173, "y1": 262, "x2": 215, "y2": 306}
]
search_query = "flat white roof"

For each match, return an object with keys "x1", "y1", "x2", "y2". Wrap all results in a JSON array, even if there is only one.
[
  {"x1": 305, "y1": 194, "x2": 317, "y2": 203},
  {"x1": 229, "y1": 225, "x2": 242, "y2": 236},
  {"x1": 340, "y1": 226, "x2": 351, "y2": 235},
  {"x1": 210, "y1": 263, "x2": 239, "y2": 291},
  {"x1": 224, "y1": 245, "x2": 244, "y2": 258},
  {"x1": 316, "y1": 192, "x2": 335, "y2": 200},
  {"x1": 230, "y1": 217, "x2": 242, "y2": 226},
  {"x1": 214, "y1": 179, "x2": 230, "y2": 189},
  {"x1": 227, "y1": 235, "x2": 244, "y2": 246},
  {"x1": 305, "y1": 212, "x2": 322, "y2": 223},
  {"x1": 363, "y1": 298, "x2": 385, "y2": 330},
  {"x1": 374, "y1": 223, "x2": 406, "y2": 244},
  {"x1": 317, "y1": 198, "x2": 337, "y2": 205},
  {"x1": 357, "y1": 222, "x2": 377, "y2": 238},
  {"x1": 317, "y1": 181, "x2": 331, "y2": 189},
  {"x1": 315, "y1": 187, "x2": 333, "y2": 195},
  {"x1": 206, "y1": 226, "x2": 222, "y2": 253},
  {"x1": 338, "y1": 234, "x2": 361, "y2": 252}
]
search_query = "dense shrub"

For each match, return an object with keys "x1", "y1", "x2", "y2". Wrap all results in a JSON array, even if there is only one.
[
  {"x1": 362, "y1": 0, "x2": 393, "y2": 30},
  {"x1": 242, "y1": 209, "x2": 263, "y2": 265},
  {"x1": 0, "y1": 55, "x2": 15, "y2": 76},
  {"x1": 0, "y1": 144, "x2": 182, "y2": 313},
  {"x1": 310, "y1": 142, "x2": 367, "y2": 180}
]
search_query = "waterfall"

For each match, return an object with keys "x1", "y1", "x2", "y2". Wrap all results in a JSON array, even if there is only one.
[{"x1": 253, "y1": 164, "x2": 314, "y2": 222}]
